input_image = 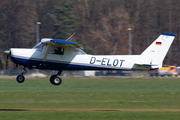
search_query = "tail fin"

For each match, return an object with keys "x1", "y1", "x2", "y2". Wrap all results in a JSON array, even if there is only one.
[{"x1": 138, "y1": 32, "x2": 176, "y2": 69}]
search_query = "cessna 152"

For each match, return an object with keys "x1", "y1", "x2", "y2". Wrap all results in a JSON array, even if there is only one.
[{"x1": 4, "y1": 32, "x2": 176, "y2": 86}]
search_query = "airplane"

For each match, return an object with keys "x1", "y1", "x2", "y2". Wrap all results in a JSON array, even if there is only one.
[{"x1": 3, "y1": 32, "x2": 176, "y2": 86}]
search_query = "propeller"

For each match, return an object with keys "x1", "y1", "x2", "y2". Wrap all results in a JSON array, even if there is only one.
[
  {"x1": 4, "y1": 32, "x2": 11, "y2": 69},
  {"x1": 4, "y1": 50, "x2": 11, "y2": 69}
]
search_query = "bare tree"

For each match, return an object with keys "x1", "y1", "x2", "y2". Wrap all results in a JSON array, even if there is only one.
[{"x1": 91, "y1": 8, "x2": 130, "y2": 55}]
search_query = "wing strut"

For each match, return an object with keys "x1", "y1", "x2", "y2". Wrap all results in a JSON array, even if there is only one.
[
  {"x1": 43, "y1": 44, "x2": 51, "y2": 63},
  {"x1": 39, "y1": 44, "x2": 52, "y2": 66},
  {"x1": 40, "y1": 44, "x2": 51, "y2": 66}
]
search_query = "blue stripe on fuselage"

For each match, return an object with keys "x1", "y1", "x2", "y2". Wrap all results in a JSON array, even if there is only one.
[
  {"x1": 10, "y1": 56, "x2": 69, "y2": 70},
  {"x1": 10, "y1": 56, "x2": 123, "y2": 70},
  {"x1": 10, "y1": 56, "x2": 28, "y2": 66},
  {"x1": 66, "y1": 64, "x2": 120, "y2": 70}
]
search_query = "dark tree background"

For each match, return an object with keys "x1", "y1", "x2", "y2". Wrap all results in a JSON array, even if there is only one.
[{"x1": 0, "y1": 0, "x2": 180, "y2": 69}]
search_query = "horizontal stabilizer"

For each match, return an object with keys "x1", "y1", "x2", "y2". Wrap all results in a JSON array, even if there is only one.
[
  {"x1": 134, "y1": 63, "x2": 159, "y2": 70},
  {"x1": 135, "y1": 63, "x2": 158, "y2": 66}
]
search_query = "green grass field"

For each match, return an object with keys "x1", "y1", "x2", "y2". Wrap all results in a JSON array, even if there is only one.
[{"x1": 0, "y1": 77, "x2": 180, "y2": 120}]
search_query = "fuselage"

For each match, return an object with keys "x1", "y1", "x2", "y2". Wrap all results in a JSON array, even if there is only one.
[
  {"x1": 10, "y1": 46, "x2": 149, "y2": 71},
  {"x1": 3, "y1": 33, "x2": 176, "y2": 86}
]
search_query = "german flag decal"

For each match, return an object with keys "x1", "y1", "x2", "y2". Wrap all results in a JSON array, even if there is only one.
[{"x1": 156, "y1": 42, "x2": 162, "y2": 45}]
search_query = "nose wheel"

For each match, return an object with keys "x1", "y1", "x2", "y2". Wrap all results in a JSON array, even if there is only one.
[
  {"x1": 16, "y1": 68, "x2": 27, "y2": 83},
  {"x1": 16, "y1": 75, "x2": 25, "y2": 83}
]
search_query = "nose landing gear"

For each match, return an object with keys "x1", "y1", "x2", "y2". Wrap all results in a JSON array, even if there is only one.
[{"x1": 16, "y1": 68, "x2": 27, "y2": 83}]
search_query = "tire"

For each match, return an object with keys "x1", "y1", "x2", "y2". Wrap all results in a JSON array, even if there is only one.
[
  {"x1": 50, "y1": 75, "x2": 62, "y2": 86},
  {"x1": 16, "y1": 75, "x2": 25, "y2": 83},
  {"x1": 50, "y1": 75, "x2": 56, "y2": 84}
]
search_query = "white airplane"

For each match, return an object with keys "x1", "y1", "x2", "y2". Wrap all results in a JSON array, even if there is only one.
[{"x1": 4, "y1": 32, "x2": 176, "y2": 85}]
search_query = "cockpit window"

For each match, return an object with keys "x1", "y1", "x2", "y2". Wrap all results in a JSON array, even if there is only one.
[
  {"x1": 49, "y1": 46, "x2": 64, "y2": 55},
  {"x1": 72, "y1": 48, "x2": 87, "y2": 55},
  {"x1": 54, "y1": 47, "x2": 64, "y2": 55},
  {"x1": 33, "y1": 42, "x2": 43, "y2": 50}
]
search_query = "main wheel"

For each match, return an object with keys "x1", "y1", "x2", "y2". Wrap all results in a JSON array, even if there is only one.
[
  {"x1": 50, "y1": 75, "x2": 56, "y2": 84},
  {"x1": 16, "y1": 75, "x2": 25, "y2": 83},
  {"x1": 50, "y1": 75, "x2": 62, "y2": 86}
]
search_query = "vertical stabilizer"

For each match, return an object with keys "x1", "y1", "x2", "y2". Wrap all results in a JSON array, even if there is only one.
[{"x1": 139, "y1": 33, "x2": 176, "y2": 69}]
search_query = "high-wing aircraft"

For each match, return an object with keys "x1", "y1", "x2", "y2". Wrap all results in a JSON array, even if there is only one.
[{"x1": 3, "y1": 32, "x2": 176, "y2": 85}]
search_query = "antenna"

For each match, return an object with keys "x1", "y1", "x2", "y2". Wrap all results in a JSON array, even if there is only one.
[{"x1": 66, "y1": 32, "x2": 76, "y2": 41}]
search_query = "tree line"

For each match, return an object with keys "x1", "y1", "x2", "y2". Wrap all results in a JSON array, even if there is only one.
[{"x1": 0, "y1": 0, "x2": 180, "y2": 69}]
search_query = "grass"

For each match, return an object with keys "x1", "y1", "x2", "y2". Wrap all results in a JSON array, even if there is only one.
[{"x1": 0, "y1": 77, "x2": 180, "y2": 120}]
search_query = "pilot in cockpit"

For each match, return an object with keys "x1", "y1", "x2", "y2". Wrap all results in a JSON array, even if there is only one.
[{"x1": 54, "y1": 47, "x2": 64, "y2": 55}]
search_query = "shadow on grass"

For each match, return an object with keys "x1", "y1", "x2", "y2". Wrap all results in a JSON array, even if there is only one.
[
  {"x1": 96, "y1": 110, "x2": 119, "y2": 111},
  {"x1": 0, "y1": 109, "x2": 29, "y2": 111}
]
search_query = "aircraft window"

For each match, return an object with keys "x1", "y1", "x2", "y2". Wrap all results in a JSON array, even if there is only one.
[
  {"x1": 72, "y1": 48, "x2": 87, "y2": 55},
  {"x1": 33, "y1": 42, "x2": 45, "y2": 51},
  {"x1": 54, "y1": 47, "x2": 64, "y2": 55},
  {"x1": 33, "y1": 42, "x2": 43, "y2": 50}
]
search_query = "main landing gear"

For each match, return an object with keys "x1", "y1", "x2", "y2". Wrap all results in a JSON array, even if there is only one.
[
  {"x1": 50, "y1": 70, "x2": 63, "y2": 86},
  {"x1": 16, "y1": 68, "x2": 63, "y2": 86}
]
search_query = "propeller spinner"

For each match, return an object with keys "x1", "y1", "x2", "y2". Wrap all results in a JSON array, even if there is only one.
[{"x1": 3, "y1": 50, "x2": 11, "y2": 56}]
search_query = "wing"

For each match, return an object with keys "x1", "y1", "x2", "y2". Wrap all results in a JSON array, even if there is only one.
[
  {"x1": 42, "y1": 39, "x2": 83, "y2": 63},
  {"x1": 50, "y1": 39, "x2": 83, "y2": 49}
]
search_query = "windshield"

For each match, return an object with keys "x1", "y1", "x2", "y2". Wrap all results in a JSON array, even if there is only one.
[{"x1": 33, "y1": 42, "x2": 43, "y2": 50}]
